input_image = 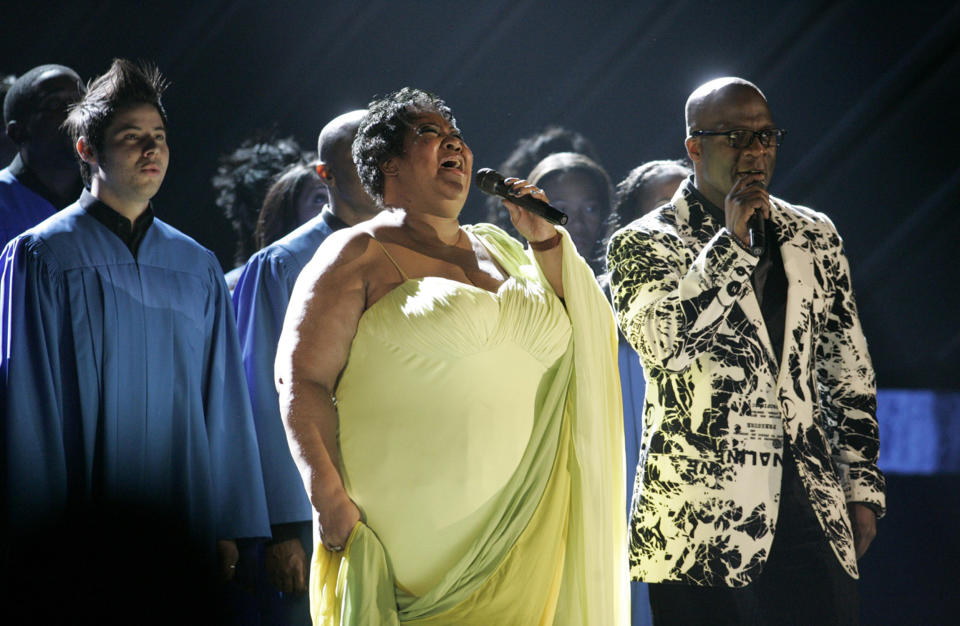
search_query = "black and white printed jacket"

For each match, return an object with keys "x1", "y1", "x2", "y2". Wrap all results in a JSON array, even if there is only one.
[{"x1": 606, "y1": 179, "x2": 885, "y2": 587}]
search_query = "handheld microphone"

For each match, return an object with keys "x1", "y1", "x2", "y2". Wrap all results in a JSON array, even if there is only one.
[
  {"x1": 747, "y1": 210, "x2": 765, "y2": 256},
  {"x1": 475, "y1": 168, "x2": 568, "y2": 225}
]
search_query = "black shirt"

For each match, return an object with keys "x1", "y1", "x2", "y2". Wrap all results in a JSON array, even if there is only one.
[
  {"x1": 79, "y1": 188, "x2": 155, "y2": 257},
  {"x1": 319, "y1": 206, "x2": 349, "y2": 231}
]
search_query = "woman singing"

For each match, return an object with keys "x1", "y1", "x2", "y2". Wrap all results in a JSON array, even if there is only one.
[{"x1": 276, "y1": 88, "x2": 626, "y2": 624}]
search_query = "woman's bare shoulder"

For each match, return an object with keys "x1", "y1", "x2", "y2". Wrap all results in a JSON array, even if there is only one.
[
  {"x1": 292, "y1": 211, "x2": 406, "y2": 307},
  {"x1": 304, "y1": 214, "x2": 396, "y2": 278}
]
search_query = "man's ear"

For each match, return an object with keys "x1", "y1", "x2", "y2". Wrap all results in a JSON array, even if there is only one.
[
  {"x1": 5, "y1": 120, "x2": 24, "y2": 145},
  {"x1": 77, "y1": 136, "x2": 97, "y2": 164},
  {"x1": 684, "y1": 136, "x2": 702, "y2": 164},
  {"x1": 380, "y1": 158, "x2": 399, "y2": 177}
]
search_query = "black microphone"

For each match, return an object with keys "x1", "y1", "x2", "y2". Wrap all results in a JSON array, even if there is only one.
[
  {"x1": 747, "y1": 209, "x2": 765, "y2": 256},
  {"x1": 475, "y1": 168, "x2": 568, "y2": 225}
]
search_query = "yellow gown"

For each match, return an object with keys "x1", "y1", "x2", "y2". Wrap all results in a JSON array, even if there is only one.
[{"x1": 310, "y1": 225, "x2": 627, "y2": 625}]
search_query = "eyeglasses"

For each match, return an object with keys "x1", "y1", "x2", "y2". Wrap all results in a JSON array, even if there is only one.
[{"x1": 689, "y1": 128, "x2": 787, "y2": 149}]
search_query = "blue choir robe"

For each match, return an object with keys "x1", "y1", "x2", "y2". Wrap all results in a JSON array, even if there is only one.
[
  {"x1": 1, "y1": 192, "x2": 270, "y2": 545},
  {"x1": 618, "y1": 338, "x2": 653, "y2": 626},
  {"x1": 0, "y1": 165, "x2": 57, "y2": 246},
  {"x1": 232, "y1": 208, "x2": 345, "y2": 527},
  {"x1": 619, "y1": 338, "x2": 645, "y2": 517}
]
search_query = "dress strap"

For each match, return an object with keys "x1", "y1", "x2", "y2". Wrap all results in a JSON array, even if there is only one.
[{"x1": 372, "y1": 238, "x2": 409, "y2": 281}]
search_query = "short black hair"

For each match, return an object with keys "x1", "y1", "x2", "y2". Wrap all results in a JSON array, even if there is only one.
[
  {"x1": 353, "y1": 87, "x2": 455, "y2": 205},
  {"x1": 63, "y1": 59, "x2": 167, "y2": 186},
  {"x1": 612, "y1": 159, "x2": 691, "y2": 229},
  {"x1": 212, "y1": 135, "x2": 307, "y2": 266},
  {"x1": 4, "y1": 64, "x2": 81, "y2": 127},
  {"x1": 529, "y1": 151, "x2": 612, "y2": 201},
  {"x1": 501, "y1": 126, "x2": 600, "y2": 181}
]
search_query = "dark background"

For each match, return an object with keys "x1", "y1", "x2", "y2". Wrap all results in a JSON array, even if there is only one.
[
  {"x1": 4, "y1": 0, "x2": 957, "y2": 389},
  {"x1": 4, "y1": 2, "x2": 959, "y2": 622}
]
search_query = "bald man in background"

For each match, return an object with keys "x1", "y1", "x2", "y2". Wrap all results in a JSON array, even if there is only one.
[
  {"x1": 232, "y1": 109, "x2": 380, "y2": 625},
  {"x1": 607, "y1": 77, "x2": 884, "y2": 624},
  {"x1": 0, "y1": 64, "x2": 84, "y2": 244}
]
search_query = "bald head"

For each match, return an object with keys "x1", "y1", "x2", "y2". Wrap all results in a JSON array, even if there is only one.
[
  {"x1": 683, "y1": 77, "x2": 778, "y2": 208},
  {"x1": 685, "y1": 77, "x2": 766, "y2": 135},
  {"x1": 318, "y1": 109, "x2": 366, "y2": 166},
  {"x1": 3, "y1": 64, "x2": 81, "y2": 127},
  {"x1": 4, "y1": 64, "x2": 84, "y2": 196},
  {"x1": 316, "y1": 109, "x2": 378, "y2": 223}
]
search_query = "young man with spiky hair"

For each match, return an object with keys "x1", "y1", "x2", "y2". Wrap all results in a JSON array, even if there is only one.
[{"x1": 0, "y1": 59, "x2": 269, "y2": 576}]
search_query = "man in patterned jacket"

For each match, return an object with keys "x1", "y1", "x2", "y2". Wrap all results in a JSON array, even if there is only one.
[{"x1": 606, "y1": 77, "x2": 885, "y2": 624}]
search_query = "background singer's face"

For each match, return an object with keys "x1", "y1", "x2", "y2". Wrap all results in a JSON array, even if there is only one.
[
  {"x1": 294, "y1": 176, "x2": 328, "y2": 225},
  {"x1": 538, "y1": 169, "x2": 606, "y2": 255},
  {"x1": 690, "y1": 87, "x2": 777, "y2": 205}
]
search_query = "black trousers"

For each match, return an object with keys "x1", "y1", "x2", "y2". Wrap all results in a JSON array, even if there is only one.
[{"x1": 648, "y1": 446, "x2": 860, "y2": 625}]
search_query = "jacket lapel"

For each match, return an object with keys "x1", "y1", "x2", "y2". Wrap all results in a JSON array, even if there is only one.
[
  {"x1": 676, "y1": 187, "x2": 779, "y2": 372},
  {"x1": 772, "y1": 200, "x2": 816, "y2": 393},
  {"x1": 735, "y1": 266, "x2": 776, "y2": 372}
]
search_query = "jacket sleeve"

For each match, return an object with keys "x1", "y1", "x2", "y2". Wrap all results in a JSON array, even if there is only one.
[
  {"x1": 606, "y1": 218, "x2": 758, "y2": 373},
  {"x1": 814, "y1": 221, "x2": 886, "y2": 517}
]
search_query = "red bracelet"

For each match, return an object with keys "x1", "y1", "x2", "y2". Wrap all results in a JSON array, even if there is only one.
[{"x1": 529, "y1": 232, "x2": 562, "y2": 251}]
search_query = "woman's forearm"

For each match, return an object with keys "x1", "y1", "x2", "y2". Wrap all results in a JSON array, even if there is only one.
[
  {"x1": 281, "y1": 377, "x2": 350, "y2": 513},
  {"x1": 532, "y1": 241, "x2": 564, "y2": 299}
]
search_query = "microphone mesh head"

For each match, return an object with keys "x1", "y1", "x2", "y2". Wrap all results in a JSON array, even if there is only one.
[{"x1": 475, "y1": 168, "x2": 505, "y2": 195}]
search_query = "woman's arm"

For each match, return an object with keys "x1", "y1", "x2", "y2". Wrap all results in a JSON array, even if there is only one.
[
  {"x1": 275, "y1": 228, "x2": 374, "y2": 551},
  {"x1": 502, "y1": 178, "x2": 564, "y2": 298}
]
